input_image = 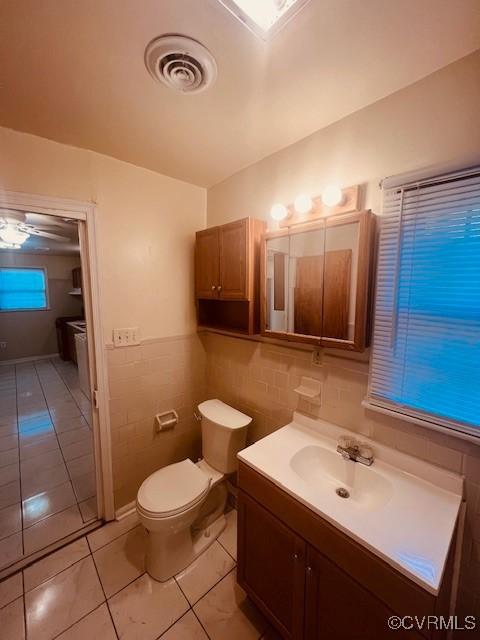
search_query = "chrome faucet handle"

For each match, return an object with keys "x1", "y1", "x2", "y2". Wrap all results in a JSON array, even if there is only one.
[
  {"x1": 358, "y1": 443, "x2": 374, "y2": 460},
  {"x1": 338, "y1": 435, "x2": 357, "y2": 449}
]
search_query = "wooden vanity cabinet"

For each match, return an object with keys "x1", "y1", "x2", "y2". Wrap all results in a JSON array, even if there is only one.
[
  {"x1": 195, "y1": 217, "x2": 265, "y2": 333},
  {"x1": 237, "y1": 462, "x2": 454, "y2": 640}
]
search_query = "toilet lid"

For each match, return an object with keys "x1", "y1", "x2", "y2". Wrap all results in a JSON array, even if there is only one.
[{"x1": 137, "y1": 459, "x2": 211, "y2": 517}]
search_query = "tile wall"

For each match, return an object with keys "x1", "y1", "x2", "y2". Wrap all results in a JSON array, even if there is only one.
[
  {"x1": 107, "y1": 334, "x2": 207, "y2": 509},
  {"x1": 204, "y1": 331, "x2": 480, "y2": 618}
]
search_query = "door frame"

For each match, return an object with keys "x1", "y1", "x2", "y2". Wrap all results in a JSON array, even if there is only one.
[{"x1": 0, "y1": 189, "x2": 115, "y2": 521}]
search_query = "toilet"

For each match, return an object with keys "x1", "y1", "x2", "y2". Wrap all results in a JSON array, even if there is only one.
[{"x1": 136, "y1": 399, "x2": 252, "y2": 582}]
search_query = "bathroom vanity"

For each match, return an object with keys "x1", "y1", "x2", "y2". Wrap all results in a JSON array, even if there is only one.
[{"x1": 237, "y1": 415, "x2": 463, "y2": 640}]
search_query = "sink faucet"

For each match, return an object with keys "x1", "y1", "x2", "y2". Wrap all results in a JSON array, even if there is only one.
[{"x1": 337, "y1": 436, "x2": 374, "y2": 466}]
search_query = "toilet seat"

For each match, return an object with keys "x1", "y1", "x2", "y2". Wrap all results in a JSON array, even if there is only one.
[{"x1": 137, "y1": 459, "x2": 211, "y2": 519}]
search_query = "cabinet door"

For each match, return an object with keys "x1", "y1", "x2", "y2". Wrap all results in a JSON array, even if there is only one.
[
  {"x1": 237, "y1": 491, "x2": 306, "y2": 640},
  {"x1": 219, "y1": 218, "x2": 249, "y2": 299},
  {"x1": 305, "y1": 547, "x2": 424, "y2": 640},
  {"x1": 195, "y1": 227, "x2": 220, "y2": 299}
]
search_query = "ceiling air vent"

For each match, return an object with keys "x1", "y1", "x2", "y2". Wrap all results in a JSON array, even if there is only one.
[{"x1": 145, "y1": 35, "x2": 217, "y2": 94}]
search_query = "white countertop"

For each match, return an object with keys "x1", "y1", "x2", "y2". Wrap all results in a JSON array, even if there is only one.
[{"x1": 238, "y1": 412, "x2": 463, "y2": 595}]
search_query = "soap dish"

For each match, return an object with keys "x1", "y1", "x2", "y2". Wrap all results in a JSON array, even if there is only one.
[{"x1": 294, "y1": 377, "x2": 322, "y2": 405}]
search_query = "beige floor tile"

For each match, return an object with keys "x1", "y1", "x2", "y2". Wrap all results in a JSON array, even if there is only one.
[
  {"x1": 0, "y1": 425, "x2": 17, "y2": 438},
  {"x1": 25, "y1": 556, "x2": 104, "y2": 640},
  {"x1": 62, "y1": 439, "x2": 93, "y2": 462},
  {"x1": 93, "y1": 525, "x2": 145, "y2": 597},
  {"x1": 50, "y1": 403, "x2": 82, "y2": 423},
  {"x1": 0, "y1": 435, "x2": 17, "y2": 453},
  {"x1": 18, "y1": 413, "x2": 52, "y2": 433},
  {"x1": 66, "y1": 453, "x2": 94, "y2": 478},
  {"x1": 72, "y1": 471, "x2": 96, "y2": 502},
  {"x1": 21, "y1": 462, "x2": 69, "y2": 499},
  {"x1": 22, "y1": 482, "x2": 76, "y2": 528},
  {"x1": 0, "y1": 481, "x2": 21, "y2": 510},
  {"x1": 108, "y1": 573, "x2": 189, "y2": 640},
  {"x1": 160, "y1": 610, "x2": 209, "y2": 640},
  {"x1": 23, "y1": 505, "x2": 83, "y2": 555},
  {"x1": 194, "y1": 570, "x2": 268, "y2": 640},
  {"x1": 56, "y1": 603, "x2": 117, "y2": 640},
  {"x1": 52, "y1": 415, "x2": 88, "y2": 434},
  {"x1": 18, "y1": 424, "x2": 56, "y2": 445},
  {"x1": 0, "y1": 463, "x2": 19, "y2": 488},
  {"x1": 87, "y1": 511, "x2": 139, "y2": 552},
  {"x1": 0, "y1": 532, "x2": 23, "y2": 569},
  {"x1": 79, "y1": 497, "x2": 97, "y2": 523},
  {"x1": 20, "y1": 449, "x2": 64, "y2": 476},
  {"x1": 0, "y1": 596, "x2": 25, "y2": 640},
  {"x1": 0, "y1": 448, "x2": 18, "y2": 470},
  {"x1": 176, "y1": 541, "x2": 236, "y2": 605},
  {"x1": 24, "y1": 537, "x2": 90, "y2": 591},
  {"x1": 0, "y1": 502, "x2": 21, "y2": 540},
  {"x1": 58, "y1": 427, "x2": 92, "y2": 448},
  {"x1": 19, "y1": 435, "x2": 59, "y2": 461},
  {"x1": 0, "y1": 571, "x2": 23, "y2": 608},
  {"x1": 218, "y1": 509, "x2": 237, "y2": 560}
]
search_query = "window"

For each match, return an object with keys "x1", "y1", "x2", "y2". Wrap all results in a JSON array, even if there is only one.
[
  {"x1": 367, "y1": 167, "x2": 480, "y2": 440},
  {"x1": 0, "y1": 267, "x2": 48, "y2": 311}
]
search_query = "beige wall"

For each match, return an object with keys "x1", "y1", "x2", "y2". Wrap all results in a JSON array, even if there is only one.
[
  {"x1": 0, "y1": 125, "x2": 207, "y2": 507},
  {"x1": 208, "y1": 49, "x2": 480, "y2": 228},
  {"x1": 206, "y1": 51, "x2": 480, "y2": 614},
  {"x1": 0, "y1": 252, "x2": 82, "y2": 361},
  {"x1": 0, "y1": 126, "x2": 207, "y2": 344}
]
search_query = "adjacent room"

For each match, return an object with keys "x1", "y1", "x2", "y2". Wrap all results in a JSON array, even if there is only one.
[{"x1": 0, "y1": 1, "x2": 479, "y2": 639}]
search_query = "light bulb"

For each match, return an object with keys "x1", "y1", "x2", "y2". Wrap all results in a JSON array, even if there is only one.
[
  {"x1": 294, "y1": 194, "x2": 313, "y2": 215},
  {"x1": 321, "y1": 185, "x2": 343, "y2": 207},
  {"x1": 0, "y1": 224, "x2": 29, "y2": 245},
  {"x1": 270, "y1": 203, "x2": 288, "y2": 221}
]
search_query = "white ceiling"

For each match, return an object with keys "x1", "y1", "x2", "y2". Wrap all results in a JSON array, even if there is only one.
[{"x1": 0, "y1": 0, "x2": 479, "y2": 187}]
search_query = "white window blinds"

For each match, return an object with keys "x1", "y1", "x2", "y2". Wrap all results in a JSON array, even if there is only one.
[{"x1": 367, "y1": 167, "x2": 480, "y2": 440}]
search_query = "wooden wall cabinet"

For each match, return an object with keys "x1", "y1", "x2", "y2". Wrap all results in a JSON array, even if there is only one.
[
  {"x1": 195, "y1": 217, "x2": 265, "y2": 334},
  {"x1": 238, "y1": 462, "x2": 454, "y2": 640},
  {"x1": 261, "y1": 210, "x2": 375, "y2": 351}
]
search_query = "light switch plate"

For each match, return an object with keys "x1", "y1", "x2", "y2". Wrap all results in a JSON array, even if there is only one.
[{"x1": 113, "y1": 327, "x2": 140, "y2": 347}]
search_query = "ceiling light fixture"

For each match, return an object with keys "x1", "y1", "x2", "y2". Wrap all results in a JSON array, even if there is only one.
[
  {"x1": 217, "y1": 0, "x2": 311, "y2": 39},
  {"x1": 270, "y1": 203, "x2": 288, "y2": 221},
  {"x1": 321, "y1": 185, "x2": 344, "y2": 207},
  {"x1": 294, "y1": 194, "x2": 313, "y2": 215},
  {"x1": 0, "y1": 224, "x2": 29, "y2": 246}
]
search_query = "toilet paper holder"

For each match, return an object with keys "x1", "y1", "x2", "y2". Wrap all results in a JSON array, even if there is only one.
[{"x1": 155, "y1": 409, "x2": 179, "y2": 432}]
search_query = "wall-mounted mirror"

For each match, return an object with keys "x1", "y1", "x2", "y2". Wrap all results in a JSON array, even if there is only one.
[{"x1": 261, "y1": 211, "x2": 375, "y2": 351}]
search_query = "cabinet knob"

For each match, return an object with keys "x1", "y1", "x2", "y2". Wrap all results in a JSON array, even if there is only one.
[
  {"x1": 211, "y1": 285, "x2": 216, "y2": 290},
  {"x1": 217, "y1": 285, "x2": 222, "y2": 292},
  {"x1": 306, "y1": 566, "x2": 312, "y2": 575},
  {"x1": 293, "y1": 553, "x2": 299, "y2": 561}
]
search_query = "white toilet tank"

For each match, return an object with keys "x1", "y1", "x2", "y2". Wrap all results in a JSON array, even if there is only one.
[{"x1": 198, "y1": 399, "x2": 252, "y2": 474}]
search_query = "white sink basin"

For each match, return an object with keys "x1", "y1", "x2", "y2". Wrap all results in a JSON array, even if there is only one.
[
  {"x1": 290, "y1": 444, "x2": 393, "y2": 512},
  {"x1": 238, "y1": 412, "x2": 463, "y2": 595}
]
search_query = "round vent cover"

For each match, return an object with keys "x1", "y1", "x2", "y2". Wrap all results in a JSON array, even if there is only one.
[{"x1": 145, "y1": 35, "x2": 217, "y2": 94}]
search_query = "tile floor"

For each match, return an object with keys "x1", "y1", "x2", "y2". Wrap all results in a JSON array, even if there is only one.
[
  {"x1": 0, "y1": 509, "x2": 279, "y2": 640},
  {"x1": 0, "y1": 357, "x2": 96, "y2": 570}
]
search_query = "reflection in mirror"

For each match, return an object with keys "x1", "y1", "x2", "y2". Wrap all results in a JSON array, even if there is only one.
[
  {"x1": 289, "y1": 226, "x2": 325, "y2": 337},
  {"x1": 266, "y1": 235, "x2": 289, "y2": 332},
  {"x1": 323, "y1": 221, "x2": 359, "y2": 340}
]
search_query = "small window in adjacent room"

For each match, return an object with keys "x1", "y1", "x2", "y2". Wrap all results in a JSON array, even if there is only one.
[
  {"x1": 0, "y1": 267, "x2": 48, "y2": 311},
  {"x1": 366, "y1": 167, "x2": 480, "y2": 441}
]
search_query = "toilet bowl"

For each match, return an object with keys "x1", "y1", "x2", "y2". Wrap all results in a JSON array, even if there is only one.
[{"x1": 136, "y1": 399, "x2": 251, "y2": 582}]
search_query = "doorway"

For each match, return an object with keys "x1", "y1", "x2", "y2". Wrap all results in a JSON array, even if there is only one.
[{"x1": 0, "y1": 192, "x2": 113, "y2": 575}]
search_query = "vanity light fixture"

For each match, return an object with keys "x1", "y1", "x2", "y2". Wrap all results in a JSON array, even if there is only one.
[
  {"x1": 270, "y1": 203, "x2": 289, "y2": 221},
  {"x1": 294, "y1": 194, "x2": 313, "y2": 215},
  {"x1": 321, "y1": 185, "x2": 344, "y2": 207}
]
